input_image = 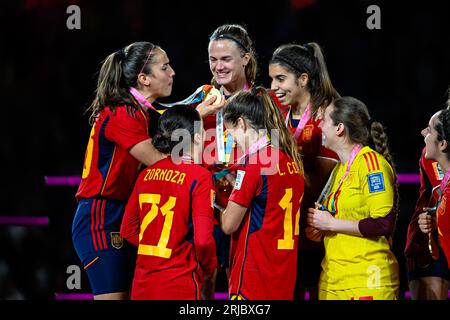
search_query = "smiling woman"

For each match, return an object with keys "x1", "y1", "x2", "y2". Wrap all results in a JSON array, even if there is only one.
[
  {"x1": 195, "y1": 24, "x2": 260, "y2": 298},
  {"x1": 208, "y1": 24, "x2": 257, "y2": 96},
  {"x1": 268, "y1": 42, "x2": 339, "y2": 300}
]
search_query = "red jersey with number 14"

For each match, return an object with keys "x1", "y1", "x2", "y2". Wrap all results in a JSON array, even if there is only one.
[
  {"x1": 228, "y1": 146, "x2": 304, "y2": 300},
  {"x1": 76, "y1": 103, "x2": 150, "y2": 201}
]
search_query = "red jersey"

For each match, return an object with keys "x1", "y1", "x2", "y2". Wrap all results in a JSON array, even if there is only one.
[
  {"x1": 438, "y1": 179, "x2": 450, "y2": 268},
  {"x1": 120, "y1": 157, "x2": 217, "y2": 300},
  {"x1": 280, "y1": 106, "x2": 338, "y2": 170},
  {"x1": 405, "y1": 147, "x2": 443, "y2": 263},
  {"x1": 279, "y1": 104, "x2": 338, "y2": 255},
  {"x1": 76, "y1": 103, "x2": 150, "y2": 201},
  {"x1": 228, "y1": 146, "x2": 304, "y2": 300}
]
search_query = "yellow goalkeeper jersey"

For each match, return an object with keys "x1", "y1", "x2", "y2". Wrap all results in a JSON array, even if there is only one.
[{"x1": 320, "y1": 146, "x2": 399, "y2": 290}]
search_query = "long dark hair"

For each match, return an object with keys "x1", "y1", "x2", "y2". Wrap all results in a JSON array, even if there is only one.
[
  {"x1": 87, "y1": 41, "x2": 159, "y2": 124},
  {"x1": 152, "y1": 105, "x2": 201, "y2": 156},
  {"x1": 270, "y1": 42, "x2": 339, "y2": 115},
  {"x1": 224, "y1": 86, "x2": 303, "y2": 172},
  {"x1": 435, "y1": 109, "x2": 450, "y2": 161},
  {"x1": 209, "y1": 24, "x2": 257, "y2": 88}
]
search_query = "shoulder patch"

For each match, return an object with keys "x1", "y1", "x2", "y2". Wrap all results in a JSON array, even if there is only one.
[
  {"x1": 234, "y1": 170, "x2": 246, "y2": 190},
  {"x1": 367, "y1": 172, "x2": 385, "y2": 193}
]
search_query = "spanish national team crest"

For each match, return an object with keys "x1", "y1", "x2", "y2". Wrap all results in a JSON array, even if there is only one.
[
  {"x1": 302, "y1": 124, "x2": 313, "y2": 142},
  {"x1": 110, "y1": 232, "x2": 123, "y2": 249},
  {"x1": 345, "y1": 172, "x2": 354, "y2": 187}
]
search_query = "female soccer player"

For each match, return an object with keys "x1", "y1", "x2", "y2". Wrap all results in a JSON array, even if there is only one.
[
  {"x1": 72, "y1": 42, "x2": 216, "y2": 300},
  {"x1": 221, "y1": 87, "x2": 304, "y2": 300},
  {"x1": 418, "y1": 109, "x2": 450, "y2": 286},
  {"x1": 120, "y1": 105, "x2": 217, "y2": 300},
  {"x1": 268, "y1": 42, "x2": 339, "y2": 299},
  {"x1": 405, "y1": 91, "x2": 450, "y2": 300},
  {"x1": 405, "y1": 147, "x2": 450, "y2": 299},
  {"x1": 200, "y1": 24, "x2": 259, "y2": 296},
  {"x1": 307, "y1": 96, "x2": 399, "y2": 300}
]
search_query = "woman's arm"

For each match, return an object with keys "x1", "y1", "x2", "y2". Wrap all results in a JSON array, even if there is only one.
[
  {"x1": 307, "y1": 207, "x2": 362, "y2": 236},
  {"x1": 129, "y1": 138, "x2": 165, "y2": 166},
  {"x1": 220, "y1": 201, "x2": 248, "y2": 235}
]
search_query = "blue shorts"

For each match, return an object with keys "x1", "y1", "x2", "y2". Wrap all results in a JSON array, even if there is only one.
[
  {"x1": 407, "y1": 247, "x2": 450, "y2": 281},
  {"x1": 72, "y1": 198, "x2": 136, "y2": 295}
]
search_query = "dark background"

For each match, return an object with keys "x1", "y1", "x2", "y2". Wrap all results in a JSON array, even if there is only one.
[{"x1": 1, "y1": 0, "x2": 450, "y2": 299}]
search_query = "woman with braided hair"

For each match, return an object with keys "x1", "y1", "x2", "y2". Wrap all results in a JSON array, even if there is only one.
[
  {"x1": 418, "y1": 108, "x2": 450, "y2": 290},
  {"x1": 307, "y1": 96, "x2": 399, "y2": 300}
]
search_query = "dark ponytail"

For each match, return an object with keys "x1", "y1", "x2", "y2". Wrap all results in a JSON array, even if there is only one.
[
  {"x1": 304, "y1": 42, "x2": 339, "y2": 112},
  {"x1": 87, "y1": 42, "x2": 159, "y2": 124},
  {"x1": 152, "y1": 105, "x2": 201, "y2": 156},
  {"x1": 270, "y1": 42, "x2": 339, "y2": 115}
]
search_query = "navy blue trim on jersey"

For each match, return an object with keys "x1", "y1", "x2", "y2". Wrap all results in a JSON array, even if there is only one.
[
  {"x1": 97, "y1": 115, "x2": 115, "y2": 186},
  {"x1": 249, "y1": 175, "x2": 268, "y2": 234},
  {"x1": 186, "y1": 180, "x2": 198, "y2": 244}
]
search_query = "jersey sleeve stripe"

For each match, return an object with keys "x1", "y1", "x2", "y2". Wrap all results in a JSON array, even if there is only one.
[
  {"x1": 367, "y1": 152, "x2": 376, "y2": 172},
  {"x1": 363, "y1": 153, "x2": 372, "y2": 171},
  {"x1": 370, "y1": 151, "x2": 380, "y2": 170}
]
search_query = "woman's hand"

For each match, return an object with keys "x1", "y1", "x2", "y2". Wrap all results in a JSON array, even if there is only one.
[
  {"x1": 418, "y1": 210, "x2": 435, "y2": 234},
  {"x1": 196, "y1": 95, "x2": 226, "y2": 118},
  {"x1": 307, "y1": 207, "x2": 335, "y2": 231}
]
